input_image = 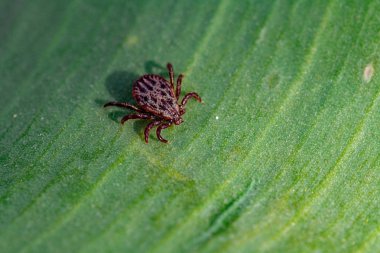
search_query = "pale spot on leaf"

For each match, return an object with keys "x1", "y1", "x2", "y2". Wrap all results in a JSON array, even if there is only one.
[
  {"x1": 124, "y1": 35, "x2": 138, "y2": 47},
  {"x1": 363, "y1": 63, "x2": 374, "y2": 83}
]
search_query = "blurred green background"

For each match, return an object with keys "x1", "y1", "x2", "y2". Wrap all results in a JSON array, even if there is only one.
[{"x1": 0, "y1": 1, "x2": 379, "y2": 252}]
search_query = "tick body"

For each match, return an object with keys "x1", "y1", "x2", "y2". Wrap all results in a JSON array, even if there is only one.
[{"x1": 104, "y1": 63, "x2": 202, "y2": 143}]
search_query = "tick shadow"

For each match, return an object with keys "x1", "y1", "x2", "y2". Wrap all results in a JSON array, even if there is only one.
[
  {"x1": 145, "y1": 60, "x2": 169, "y2": 78},
  {"x1": 99, "y1": 61, "x2": 170, "y2": 139},
  {"x1": 96, "y1": 70, "x2": 139, "y2": 123}
]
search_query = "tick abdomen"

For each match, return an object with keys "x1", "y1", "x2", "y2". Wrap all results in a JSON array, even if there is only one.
[{"x1": 133, "y1": 74, "x2": 179, "y2": 120}]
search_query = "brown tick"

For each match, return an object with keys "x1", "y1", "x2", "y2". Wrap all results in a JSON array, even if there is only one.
[{"x1": 104, "y1": 63, "x2": 202, "y2": 143}]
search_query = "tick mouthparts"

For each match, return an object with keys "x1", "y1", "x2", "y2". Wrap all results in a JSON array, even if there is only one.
[{"x1": 174, "y1": 118, "x2": 184, "y2": 125}]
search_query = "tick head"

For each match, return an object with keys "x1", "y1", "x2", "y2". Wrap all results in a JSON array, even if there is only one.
[{"x1": 173, "y1": 116, "x2": 183, "y2": 125}]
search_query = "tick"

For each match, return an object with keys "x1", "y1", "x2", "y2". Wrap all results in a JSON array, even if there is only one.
[{"x1": 104, "y1": 63, "x2": 202, "y2": 143}]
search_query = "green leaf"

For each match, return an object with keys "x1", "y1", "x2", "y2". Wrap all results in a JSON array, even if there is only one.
[{"x1": 1, "y1": 1, "x2": 379, "y2": 252}]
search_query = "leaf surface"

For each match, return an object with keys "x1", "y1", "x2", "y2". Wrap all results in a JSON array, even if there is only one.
[{"x1": 0, "y1": 1, "x2": 379, "y2": 252}]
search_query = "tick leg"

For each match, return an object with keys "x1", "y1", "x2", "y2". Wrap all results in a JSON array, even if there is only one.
[
  {"x1": 121, "y1": 113, "x2": 154, "y2": 124},
  {"x1": 144, "y1": 121, "x2": 162, "y2": 143},
  {"x1": 167, "y1": 63, "x2": 174, "y2": 90},
  {"x1": 175, "y1": 74, "x2": 184, "y2": 99},
  {"x1": 104, "y1": 101, "x2": 143, "y2": 113},
  {"x1": 156, "y1": 122, "x2": 173, "y2": 143},
  {"x1": 181, "y1": 92, "x2": 202, "y2": 106}
]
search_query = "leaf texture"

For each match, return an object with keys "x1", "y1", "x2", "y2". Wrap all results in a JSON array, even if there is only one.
[{"x1": 0, "y1": 1, "x2": 379, "y2": 252}]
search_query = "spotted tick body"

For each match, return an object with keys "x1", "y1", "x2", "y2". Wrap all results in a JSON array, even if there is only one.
[{"x1": 104, "y1": 63, "x2": 202, "y2": 143}]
